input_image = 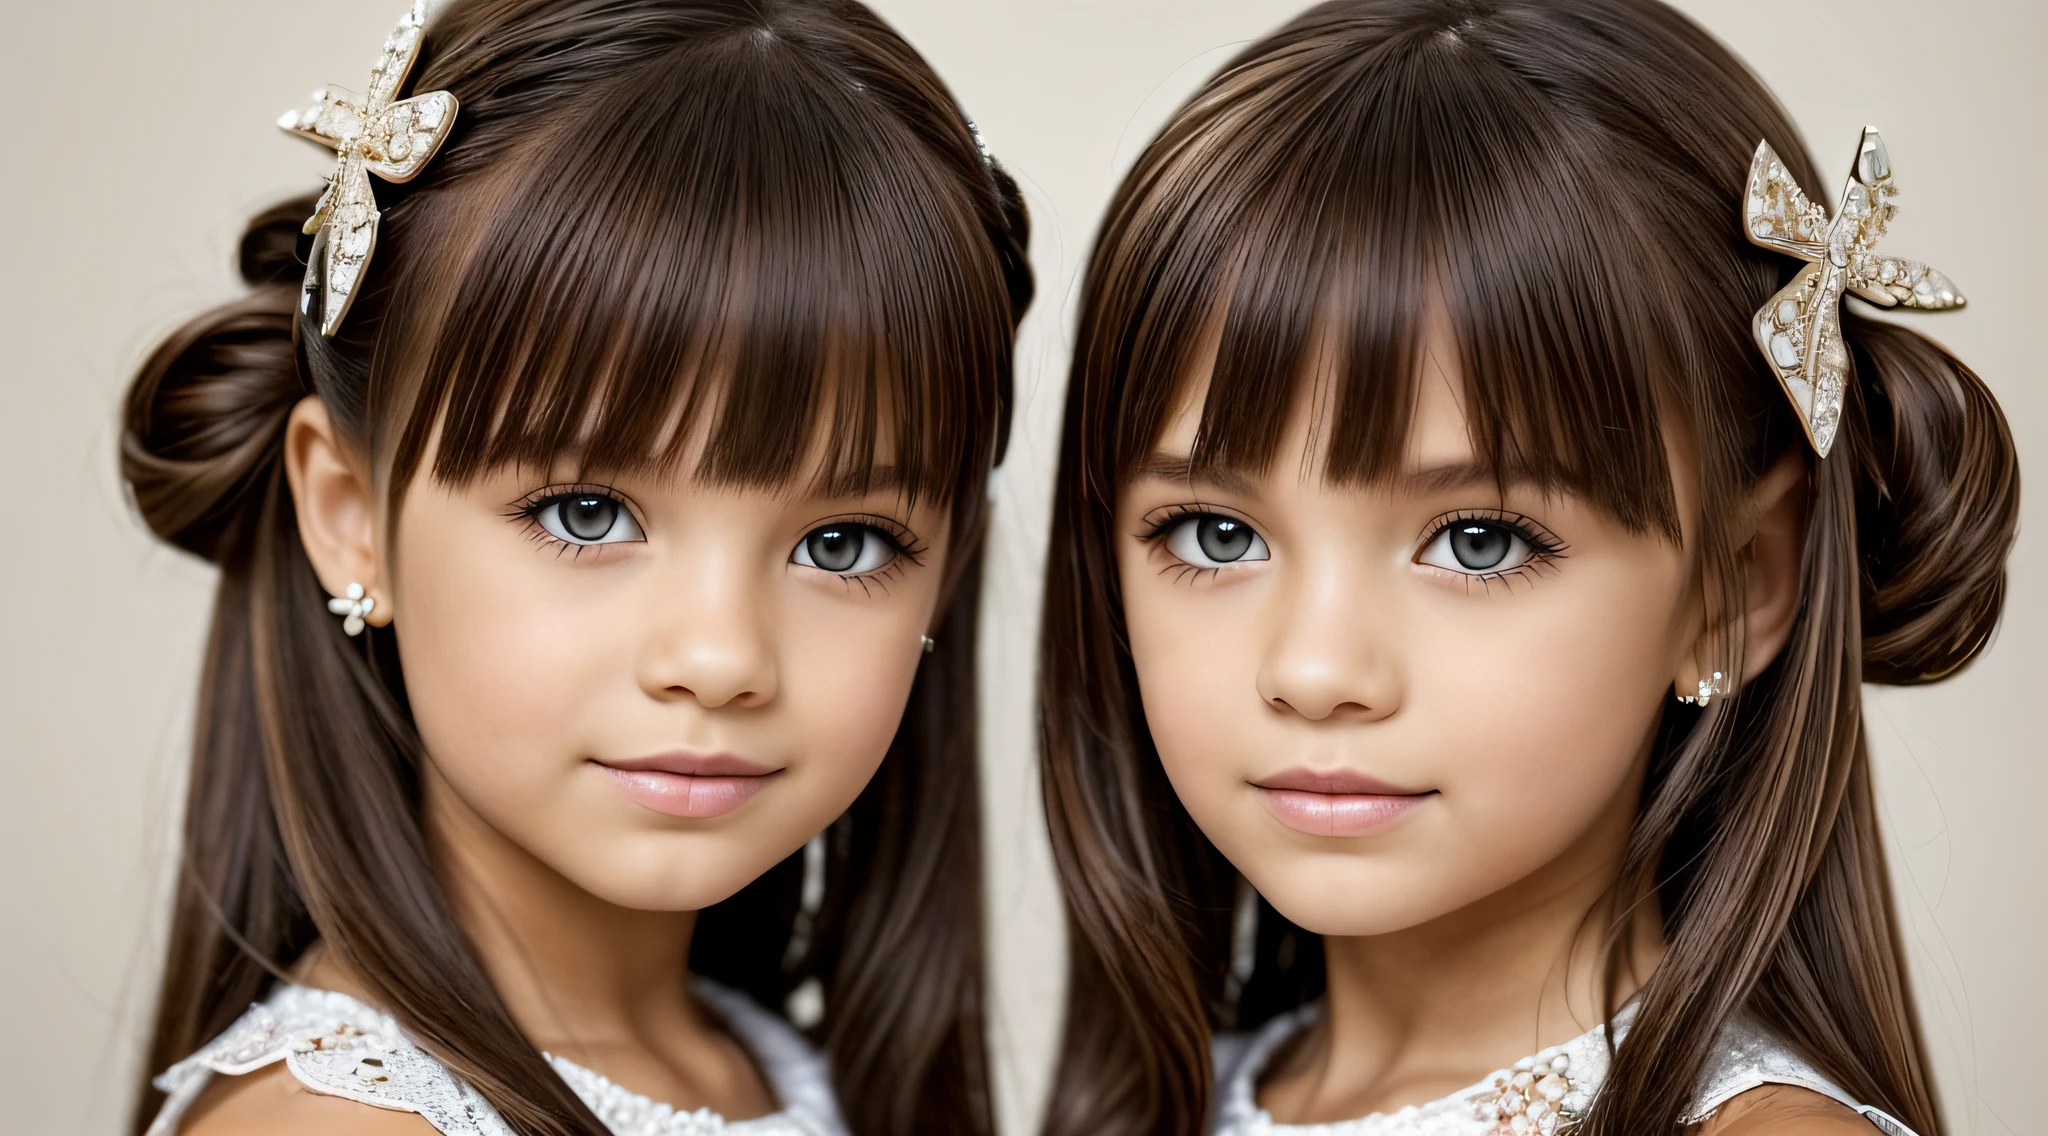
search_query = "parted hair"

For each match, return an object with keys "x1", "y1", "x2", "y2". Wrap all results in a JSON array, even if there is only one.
[
  {"x1": 1038, "y1": 1, "x2": 2015, "y2": 1133},
  {"x1": 122, "y1": 2, "x2": 1032, "y2": 1134}
]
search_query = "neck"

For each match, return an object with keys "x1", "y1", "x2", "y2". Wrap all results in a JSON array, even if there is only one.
[
  {"x1": 300, "y1": 761, "x2": 709, "y2": 1057},
  {"x1": 294, "y1": 761, "x2": 787, "y2": 1119},
  {"x1": 1317, "y1": 850, "x2": 1661, "y2": 1069},
  {"x1": 1269, "y1": 767, "x2": 1664, "y2": 1120},
  {"x1": 421, "y1": 763, "x2": 706, "y2": 1052}
]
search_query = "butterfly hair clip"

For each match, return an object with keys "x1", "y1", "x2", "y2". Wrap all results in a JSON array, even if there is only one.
[
  {"x1": 1743, "y1": 128, "x2": 1964, "y2": 457},
  {"x1": 277, "y1": 1, "x2": 459, "y2": 336}
]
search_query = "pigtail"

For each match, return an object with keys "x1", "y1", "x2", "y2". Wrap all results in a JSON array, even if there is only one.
[
  {"x1": 125, "y1": 197, "x2": 610, "y2": 1136},
  {"x1": 1844, "y1": 314, "x2": 2019, "y2": 684},
  {"x1": 124, "y1": 196, "x2": 318, "y2": 1131},
  {"x1": 1594, "y1": 442, "x2": 1943, "y2": 1135}
]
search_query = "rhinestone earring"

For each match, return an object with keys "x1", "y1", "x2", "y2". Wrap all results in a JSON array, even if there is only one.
[
  {"x1": 327, "y1": 582, "x2": 376, "y2": 637},
  {"x1": 1678, "y1": 671, "x2": 1728, "y2": 707},
  {"x1": 920, "y1": 635, "x2": 936, "y2": 654}
]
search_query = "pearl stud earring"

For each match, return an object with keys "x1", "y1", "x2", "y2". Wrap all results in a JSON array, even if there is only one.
[
  {"x1": 327, "y1": 582, "x2": 376, "y2": 637},
  {"x1": 920, "y1": 635, "x2": 936, "y2": 654}
]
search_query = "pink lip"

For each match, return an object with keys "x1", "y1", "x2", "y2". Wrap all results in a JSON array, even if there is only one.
[
  {"x1": 594, "y1": 751, "x2": 781, "y2": 819},
  {"x1": 1250, "y1": 767, "x2": 1435, "y2": 837}
]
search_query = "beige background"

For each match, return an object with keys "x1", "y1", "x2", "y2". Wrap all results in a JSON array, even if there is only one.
[{"x1": 1, "y1": 1, "x2": 2039, "y2": 1133}]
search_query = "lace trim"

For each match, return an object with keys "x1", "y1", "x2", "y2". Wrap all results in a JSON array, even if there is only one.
[
  {"x1": 542, "y1": 982, "x2": 840, "y2": 1136},
  {"x1": 145, "y1": 983, "x2": 844, "y2": 1136},
  {"x1": 145, "y1": 985, "x2": 513, "y2": 1136},
  {"x1": 1212, "y1": 1006, "x2": 1609, "y2": 1136},
  {"x1": 1211, "y1": 1003, "x2": 1920, "y2": 1136}
]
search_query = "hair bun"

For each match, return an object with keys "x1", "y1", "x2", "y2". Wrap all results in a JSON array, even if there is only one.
[
  {"x1": 122, "y1": 196, "x2": 315, "y2": 563},
  {"x1": 1846, "y1": 313, "x2": 2020, "y2": 684}
]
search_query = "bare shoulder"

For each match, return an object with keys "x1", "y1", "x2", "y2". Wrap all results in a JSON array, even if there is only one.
[
  {"x1": 1695, "y1": 1085, "x2": 1885, "y2": 1136},
  {"x1": 177, "y1": 1061, "x2": 441, "y2": 1136}
]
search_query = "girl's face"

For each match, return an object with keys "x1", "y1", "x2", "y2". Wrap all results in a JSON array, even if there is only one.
[
  {"x1": 1114, "y1": 326, "x2": 1705, "y2": 937},
  {"x1": 384, "y1": 439, "x2": 950, "y2": 912}
]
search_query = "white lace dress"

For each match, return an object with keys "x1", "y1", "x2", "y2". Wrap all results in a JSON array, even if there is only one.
[
  {"x1": 145, "y1": 981, "x2": 845, "y2": 1136},
  {"x1": 1212, "y1": 1002, "x2": 1918, "y2": 1136}
]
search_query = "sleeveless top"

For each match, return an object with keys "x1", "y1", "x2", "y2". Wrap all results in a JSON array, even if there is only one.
[
  {"x1": 145, "y1": 981, "x2": 846, "y2": 1136},
  {"x1": 1211, "y1": 1002, "x2": 1919, "y2": 1136}
]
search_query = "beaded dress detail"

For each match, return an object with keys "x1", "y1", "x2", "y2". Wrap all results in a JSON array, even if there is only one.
[
  {"x1": 146, "y1": 982, "x2": 844, "y2": 1136},
  {"x1": 1211, "y1": 1003, "x2": 1919, "y2": 1136}
]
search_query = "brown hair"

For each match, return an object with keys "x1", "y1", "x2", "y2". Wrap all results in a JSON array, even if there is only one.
[
  {"x1": 1038, "y1": 1, "x2": 2014, "y2": 1133},
  {"x1": 122, "y1": 2, "x2": 1031, "y2": 1133}
]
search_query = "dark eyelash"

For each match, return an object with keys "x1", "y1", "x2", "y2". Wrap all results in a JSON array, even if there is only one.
[
  {"x1": 1421, "y1": 509, "x2": 1567, "y2": 555},
  {"x1": 502, "y1": 483, "x2": 634, "y2": 559},
  {"x1": 1136, "y1": 503, "x2": 1237, "y2": 542},
  {"x1": 1418, "y1": 509, "x2": 1570, "y2": 589},
  {"x1": 823, "y1": 514, "x2": 929, "y2": 566},
  {"x1": 802, "y1": 515, "x2": 930, "y2": 596},
  {"x1": 1136, "y1": 505, "x2": 1256, "y2": 586}
]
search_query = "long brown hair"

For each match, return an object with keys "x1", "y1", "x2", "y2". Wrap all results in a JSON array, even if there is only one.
[
  {"x1": 121, "y1": 2, "x2": 1032, "y2": 1133},
  {"x1": 1038, "y1": 1, "x2": 2015, "y2": 1133}
]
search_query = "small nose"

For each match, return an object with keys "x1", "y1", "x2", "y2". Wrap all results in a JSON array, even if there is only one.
[
  {"x1": 637, "y1": 552, "x2": 777, "y2": 710},
  {"x1": 1255, "y1": 557, "x2": 1398, "y2": 723}
]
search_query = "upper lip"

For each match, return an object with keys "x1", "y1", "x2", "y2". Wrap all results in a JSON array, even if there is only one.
[
  {"x1": 1250, "y1": 767, "x2": 1431, "y2": 795},
  {"x1": 596, "y1": 751, "x2": 779, "y2": 777}
]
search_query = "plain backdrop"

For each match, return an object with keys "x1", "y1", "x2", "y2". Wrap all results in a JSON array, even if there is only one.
[{"x1": 1, "y1": 1, "x2": 2039, "y2": 1133}]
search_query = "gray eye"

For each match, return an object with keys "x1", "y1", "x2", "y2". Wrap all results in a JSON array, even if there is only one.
[
  {"x1": 562, "y1": 496, "x2": 618, "y2": 541},
  {"x1": 806, "y1": 527, "x2": 861, "y2": 572},
  {"x1": 534, "y1": 494, "x2": 643, "y2": 545},
  {"x1": 1449, "y1": 523, "x2": 1511, "y2": 570},
  {"x1": 792, "y1": 524, "x2": 898, "y2": 575},
  {"x1": 1419, "y1": 520, "x2": 1531, "y2": 575},
  {"x1": 1198, "y1": 518, "x2": 1254, "y2": 562},
  {"x1": 1165, "y1": 514, "x2": 1269, "y2": 568}
]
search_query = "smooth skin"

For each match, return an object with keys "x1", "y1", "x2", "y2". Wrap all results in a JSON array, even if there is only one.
[
  {"x1": 178, "y1": 400, "x2": 950, "y2": 1134},
  {"x1": 1114, "y1": 312, "x2": 1867, "y2": 1135}
]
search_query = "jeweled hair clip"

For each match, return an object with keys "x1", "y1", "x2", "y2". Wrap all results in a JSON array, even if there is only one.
[
  {"x1": 277, "y1": 1, "x2": 459, "y2": 336},
  {"x1": 1743, "y1": 128, "x2": 1963, "y2": 457}
]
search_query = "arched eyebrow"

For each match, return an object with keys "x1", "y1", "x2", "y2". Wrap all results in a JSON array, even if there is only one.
[
  {"x1": 1131, "y1": 451, "x2": 1521, "y2": 497},
  {"x1": 1396, "y1": 460, "x2": 1522, "y2": 495},
  {"x1": 1126, "y1": 453, "x2": 1259, "y2": 495}
]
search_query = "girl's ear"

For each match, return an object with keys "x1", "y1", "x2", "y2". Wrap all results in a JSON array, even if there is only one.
[
  {"x1": 1733, "y1": 452, "x2": 1812, "y2": 678},
  {"x1": 1680, "y1": 451, "x2": 1810, "y2": 697},
  {"x1": 283, "y1": 397, "x2": 394, "y2": 628}
]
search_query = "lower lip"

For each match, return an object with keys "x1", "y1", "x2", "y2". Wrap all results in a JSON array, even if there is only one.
[
  {"x1": 597, "y1": 767, "x2": 778, "y2": 818},
  {"x1": 1255, "y1": 788, "x2": 1431, "y2": 837}
]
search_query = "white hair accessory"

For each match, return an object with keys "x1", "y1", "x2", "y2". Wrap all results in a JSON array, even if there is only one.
[
  {"x1": 277, "y1": 1, "x2": 460, "y2": 336},
  {"x1": 1742, "y1": 128, "x2": 1964, "y2": 457}
]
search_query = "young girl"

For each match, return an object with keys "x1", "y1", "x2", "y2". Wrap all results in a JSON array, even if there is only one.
[
  {"x1": 1039, "y1": 1, "x2": 2012, "y2": 1134},
  {"x1": 124, "y1": 1, "x2": 1030, "y2": 1133}
]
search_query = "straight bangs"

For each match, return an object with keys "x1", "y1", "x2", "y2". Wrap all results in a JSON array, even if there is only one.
[
  {"x1": 1095, "y1": 21, "x2": 1687, "y2": 537},
  {"x1": 385, "y1": 30, "x2": 1009, "y2": 515}
]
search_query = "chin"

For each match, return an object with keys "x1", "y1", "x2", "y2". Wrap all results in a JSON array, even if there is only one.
[
  {"x1": 1247, "y1": 856, "x2": 1460, "y2": 938},
  {"x1": 556, "y1": 835, "x2": 779, "y2": 913}
]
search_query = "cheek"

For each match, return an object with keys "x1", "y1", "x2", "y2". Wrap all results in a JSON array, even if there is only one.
[
  {"x1": 1116, "y1": 543, "x2": 1259, "y2": 804},
  {"x1": 1418, "y1": 569, "x2": 1681, "y2": 789},
  {"x1": 395, "y1": 507, "x2": 626, "y2": 778},
  {"x1": 1119, "y1": 525, "x2": 1692, "y2": 937},
  {"x1": 389, "y1": 491, "x2": 939, "y2": 912},
  {"x1": 776, "y1": 585, "x2": 926, "y2": 792}
]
